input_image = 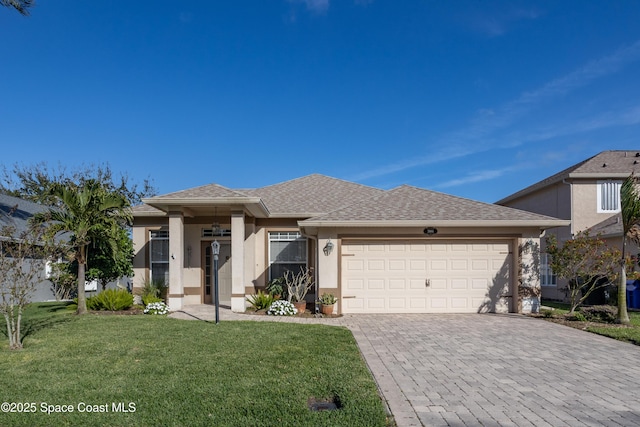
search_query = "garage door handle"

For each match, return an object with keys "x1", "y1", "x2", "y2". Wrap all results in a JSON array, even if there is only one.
[{"x1": 425, "y1": 279, "x2": 431, "y2": 288}]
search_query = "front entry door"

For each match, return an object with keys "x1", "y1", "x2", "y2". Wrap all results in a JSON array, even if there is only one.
[{"x1": 202, "y1": 242, "x2": 232, "y2": 306}]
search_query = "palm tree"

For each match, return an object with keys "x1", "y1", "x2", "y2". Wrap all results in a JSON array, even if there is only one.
[
  {"x1": 33, "y1": 180, "x2": 132, "y2": 314},
  {"x1": 618, "y1": 174, "x2": 640, "y2": 324},
  {"x1": 1, "y1": 0, "x2": 34, "y2": 15}
]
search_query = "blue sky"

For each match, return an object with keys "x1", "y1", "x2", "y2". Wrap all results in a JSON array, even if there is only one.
[{"x1": 2, "y1": 1, "x2": 640, "y2": 203}]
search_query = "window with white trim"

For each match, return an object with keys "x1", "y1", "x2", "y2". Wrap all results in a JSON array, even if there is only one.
[
  {"x1": 269, "y1": 231, "x2": 307, "y2": 280},
  {"x1": 540, "y1": 253, "x2": 556, "y2": 287},
  {"x1": 597, "y1": 180, "x2": 622, "y2": 213},
  {"x1": 150, "y1": 230, "x2": 169, "y2": 285}
]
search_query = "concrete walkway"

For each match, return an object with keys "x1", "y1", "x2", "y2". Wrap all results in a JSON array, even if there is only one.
[{"x1": 170, "y1": 306, "x2": 640, "y2": 427}]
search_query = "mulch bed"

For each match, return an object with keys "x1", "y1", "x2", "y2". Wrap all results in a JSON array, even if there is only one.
[{"x1": 243, "y1": 308, "x2": 342, "y2": 318}]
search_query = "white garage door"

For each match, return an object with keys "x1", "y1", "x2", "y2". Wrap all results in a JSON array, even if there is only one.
[{"x1": 341, "y1": 240, "x2": 512, "y2": 314}]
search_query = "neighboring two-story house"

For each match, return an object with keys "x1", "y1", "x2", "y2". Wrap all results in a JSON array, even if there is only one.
[{"x1": 497, "y1": 150, "x2": 640, "y2": 300}]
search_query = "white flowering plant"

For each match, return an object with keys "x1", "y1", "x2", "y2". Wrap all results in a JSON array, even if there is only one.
[
  {"x1": 144, "y1": 301, "x2": 170, "y2": 315},
  {"x1": 267, "y1": 300, "x2": 297, "y2": 316}
]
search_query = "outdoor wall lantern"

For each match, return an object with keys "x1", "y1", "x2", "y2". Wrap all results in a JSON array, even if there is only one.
[
  {"x1": 323, "y1": 239, "x2": 334, "y2": 256},
  {"x1": 424, "y1": 227, "x2": 438, "y2": 236}
]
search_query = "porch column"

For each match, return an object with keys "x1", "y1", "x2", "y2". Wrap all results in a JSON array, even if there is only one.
[
  {"x1": 168, "y1": 211, "x2": 184, "y2": 310},
  {"x1": 231, "y1": 211, "x2": 246, "y2": 312}
]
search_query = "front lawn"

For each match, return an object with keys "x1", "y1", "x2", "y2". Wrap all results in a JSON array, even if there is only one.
[
  {"x1": 0, "y1": 302, "x2": 390, "y2": 427},
  {"x1": 540, "y1": 300, "x2": 640, "y2": 345}
]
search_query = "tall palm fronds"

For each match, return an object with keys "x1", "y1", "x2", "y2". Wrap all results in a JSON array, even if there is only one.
[
  {"x1": 618, "y1": 174, "x2": 640, "y2": 324},
  {"x1": 31, "y1": 180, "x2": 132, "y2": 314}
]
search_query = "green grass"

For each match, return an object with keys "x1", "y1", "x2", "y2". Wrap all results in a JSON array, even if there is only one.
[
  {"x1": 0, "y1": 302, "x2": 390, "y2": 427},
  {"x1": 541, "y1": 300, "x2": 640, "y2": 345}
]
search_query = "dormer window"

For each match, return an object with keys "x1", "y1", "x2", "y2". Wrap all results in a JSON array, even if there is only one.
[{"x1": 597, "y1": 180, "x2": 622, "y2": 213}]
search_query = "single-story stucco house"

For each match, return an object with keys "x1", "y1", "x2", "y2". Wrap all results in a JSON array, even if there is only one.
[{"x1": 132, "y1": 174, "x2": 568, "y2": 314}]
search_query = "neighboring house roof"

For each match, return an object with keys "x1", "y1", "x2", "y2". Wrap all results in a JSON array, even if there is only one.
[
  {"x1": 0, "y1": 193, "x2": 49, "y2": 236},
  {"x1": 587, "y1": 213, "x2": 623, "y2": 238},
  {"x1": 299, "y1": 185, "x2": 567, "y2": 229},
  {"x1": 497, "y1": 150, "x2": 640, "y2": 205}
]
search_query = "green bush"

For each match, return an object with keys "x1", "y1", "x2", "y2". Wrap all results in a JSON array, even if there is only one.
[
  {"x1": 565, "y1": 311, "x2": 587, "y2": 322},
  {"x1": 86, "y1": 289, "x2": 134, "y2": 311},
  {"x1": 137, "y1": 278, "x2": 167, "y2": 303},
  {"x1": 246, "y1": 290, "x2": 275, "y2": 310},
  {"x1": 540, "y1": 308, "x2": 554, "y2": 318},
  {"x1": 142, "y1": 295, "x2": 164, "y2": 306},
  {"x1": 266, "y1": 277, "x2": 285, "y2": 297},
  {"x1": 579, "y1": 305, "x2": 618, "y2": 323}
]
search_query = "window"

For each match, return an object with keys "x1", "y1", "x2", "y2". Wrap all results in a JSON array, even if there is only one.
[
  {"x1": 540, "y1": 253, "x2": 556, "y2": 287},
  {"x1": 598, "y1": 181, "x2": 622, "y2": 213},
  {"x1": 150, "y1": 230, "x2": 169, "y2": 285},
  {"x1": 269, "y1": 231, "x2": 307, "y2": 280}
]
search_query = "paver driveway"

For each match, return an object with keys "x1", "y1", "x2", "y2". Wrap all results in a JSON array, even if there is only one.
[
  {"x1": 172, "y1": 307, "x2": 640, "y2": 427},
  {"x1": 349, "y1": 313, "x2": 640, "y2": 427}
]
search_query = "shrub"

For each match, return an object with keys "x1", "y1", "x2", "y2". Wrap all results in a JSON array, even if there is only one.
[
  {"x1": 565, "y1": 311, "x2": 586, "y2": 322},
  {"x1": 319, "y1": 293, "x2": 337, "y2": 305},
  {"x1": 246, "y1": 290, "x2": 275, "y2": 310},
  {"x1": 540, "y1": 309, "x2": 554, "y2": 318},
  {"x1": 86, "y1": 289, "x2": 134, "y2": 311},
  {"x1": 144, "y1": 302, "x2": 170, "y2": 315},
  {"x1": 267, "y1": 300, "x2": 297, "y2": 316},
  {"x1": 137, "y1": 278, "x2": 167, "y2": 303},
  {"x1": 142, "y1": 295, "x2": 164, "y2": 306},
  {"x1": 579, "y1": 305, "x2": 618, "y2": 323},
  {"x1": 266, "y1": 277, "x2": 285, "y2": 297}
]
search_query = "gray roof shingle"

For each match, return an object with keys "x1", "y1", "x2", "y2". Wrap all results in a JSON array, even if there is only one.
[
  {"x1": 245, "y1": 174, "x2": 384, "y2": 216},
  {"x1": 301, "y1": 184, "x2": 563, "y2": 225},
  {"x1": 497, "y1": 150, "x2": 640, "y2": 204},
  {"x1": 0, "y1": 193, "x2": 49, "y2": 235}
]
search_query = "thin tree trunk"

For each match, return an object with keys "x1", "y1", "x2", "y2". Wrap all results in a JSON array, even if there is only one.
[
  {"x1": 618, "y1": 239, "x2": 630, "y2": 324},
  {"x1": 15, "y1": 308, "x2": 22, "y2": 350},
  {"x1": 77, "y1": 245, "x2": 87, "y2": 315},
  {"x1": 4, "y1": 313, "x2": 14, "y2": 349}
]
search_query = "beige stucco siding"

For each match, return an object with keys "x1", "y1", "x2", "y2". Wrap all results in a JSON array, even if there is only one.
[{"x1": 571, "y1": 181, "x2": 619, "y2": 234}]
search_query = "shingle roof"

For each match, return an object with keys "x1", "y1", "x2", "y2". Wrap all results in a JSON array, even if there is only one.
[
  {"x1": 497, "y1": 150, "x2": 640, "y2": 204},
  {"x1": 300, "y1": 184, "x2": 564, "y2": 225},
  {"x1": 587, "y1": 213, "x2": 622, "y2": 237},
  {"x1": 149, "y1": 183, "x2": 249, "y2": 199},
  {"x1": 245, "y1": 174, "x2": 385, "y2": 216},
  {"x1": 0, "y1": 193, "x2": 49, "y2": 235}
]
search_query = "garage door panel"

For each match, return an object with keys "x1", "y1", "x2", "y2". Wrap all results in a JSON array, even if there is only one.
[
  {"x1": 431, "y1": 278, "x2": 447, "y2": 289},
  {"x1": 409, "y1": 279, "x2": 425, "y2": 289},
  {"x1": 451, "y1": 259, "x2": 468, "y2": 270},
  {"x1": 368, "y1": 279, "x2": 384, "y2": 289},
  {"x1": 389, "y1": 298, "x2": 406, "y2": 309},
  {"x1": 410, "y1": 298, "x2": 427, "y2": 308},
  {"x1": 389, "y1": 260, "x2": 406, "y2": 270},
  {"x1": 430, "y1": 298, "x2": 447, "y2": 309},
  {"x1": 451, "y1": 278, "x2": 468, "y2": 289},
  {"x1": 389, "y1": 279, "x2": 406, "y2": 289},
  {"x1": 430, "y1": 259, "x2": 447, "y2": 270},
  {"x1": 451, "y1": 297, "x2": 469, "y2": 309},
  {"x1": 345, "y1": 279, "x2": 364, "y2": 291},
  {"x1": 410, "y1": 259, "x2": 427, "y2": 270},
  {"x1": 367, "y1": 260, "x2": 385, "y2": 270},
  {"x1": 471, "y1": 259, "x2": 489, "y2": 270},
  {"x1": 341, "y1": 239, "x2": 511, "y2": 314},
  {"x1": 346, "y1": 259, "x2": 364, "y2": 271},
  {"x1": 471, "y1": 278, "x2": 489, "y2": 289},
  {"x1": 367, "y1": 298, "x2": 385, "y2": 309}
]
